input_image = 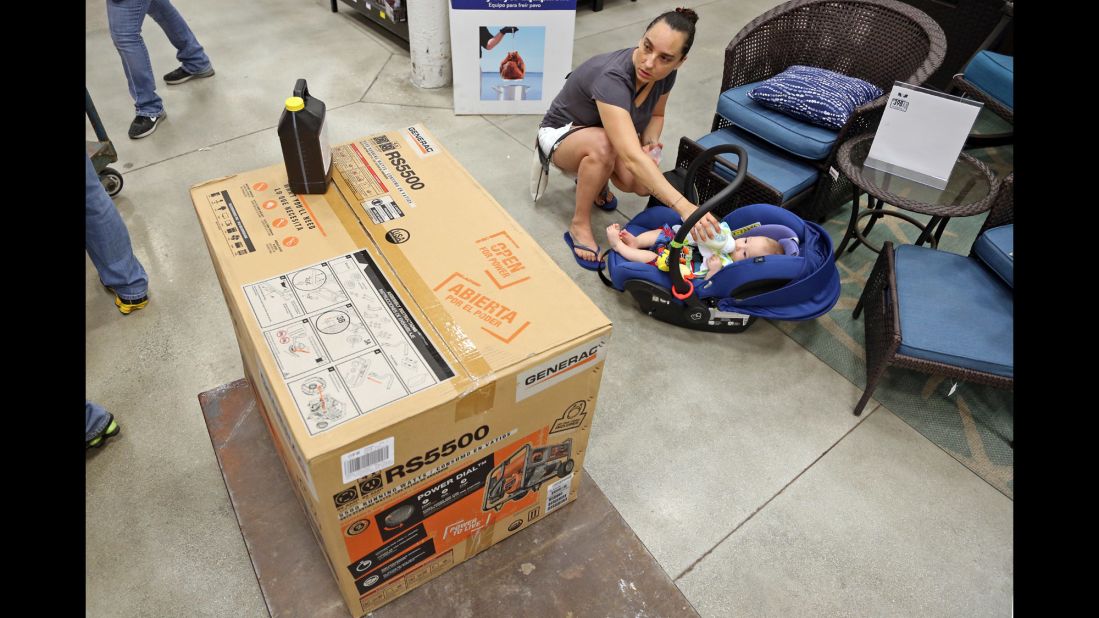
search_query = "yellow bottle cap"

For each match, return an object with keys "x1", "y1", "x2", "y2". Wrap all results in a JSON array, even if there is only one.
[{"x1": 285, "y1": 96, "x2": 305, "y2": 112}]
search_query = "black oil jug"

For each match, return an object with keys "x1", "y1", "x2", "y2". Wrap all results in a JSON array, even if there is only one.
[{"x1": 278, "y1": 79, "x2": 332, "y2": 194}]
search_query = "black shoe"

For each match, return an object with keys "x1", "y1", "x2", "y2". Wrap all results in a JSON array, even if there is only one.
[
  {"x1": 163, "y1": 65, "x2": 215, "y2": 85},
  {"x1": 128, "y1": 114, "x2": 164, "y2": 139}
]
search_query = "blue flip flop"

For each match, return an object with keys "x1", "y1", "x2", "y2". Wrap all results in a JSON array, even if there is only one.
[
  {"x1": 596, "y1": 188, "x2": 618, "y2": 211},
  {"x1": 575, "y1": 180, "x2": 618, "y2": 211},
  {"x1": 563, "y1": 231, "x2": 602, "y2": 271}
]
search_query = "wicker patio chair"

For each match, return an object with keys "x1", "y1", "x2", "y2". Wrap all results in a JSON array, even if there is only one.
[
  {"x1": 676, "y1": 0, "x2": 947, "y2": 223},
  {"x1": 952, "y1": 61, "x2": 1013, "y2": 128},
  {"x1": 973, "y1": 172, "x2": 1013, "y2": 240},
  {"x1": 851, "y1": 172, "x2": 1013, "y2": 417},
  {"x1": 900, "y1": 0, "x2": 1012, "y2": 91},
  {"x1": 945, "y1": 1, "x2": 1013, "y2": 148},
  {"x1": 651, "y1": 136, "x2": 779, "y2": 220},
  {"x1": 951, "y1": 56, "x2": 1013, "y2": 149}
]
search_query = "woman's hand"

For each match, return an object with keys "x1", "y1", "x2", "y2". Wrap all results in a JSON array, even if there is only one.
[
  {"x1": 691, "y1": 211, "x2": 722, "y2": 243},
  {"x1": 675, "y1": 200, "x2": 721, "y2": 243},
  {"x1": 641, "y1": 141, "x2": 664, "y2": 165}
]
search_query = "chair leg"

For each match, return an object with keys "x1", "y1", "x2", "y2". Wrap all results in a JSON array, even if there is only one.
[
  {"x1": 853, "y1": 387, "x2": 875, "y2": 416},
  {"x1": 530, "y1": 136, "x2": 550, "y2": 202},
  {"x1": 931, "y1": 216, "x2": 951, "y2": 247},
  {"x1": 851, "y1": 197, "x2": 884, "y2": 253},
  {"x1": 854, "y1": 360, "x2": 889, "y2": 416},
  {"x1": 852, "y1": 252, "x2": 878, "y2": 320},
  {"x1": 834, "y1": 186, "x2": 861, "y2": 256},
  {"x1": 853, "y1": 247, "x2": 896, "y2": 415},
  {"x1": 914, "y1": 215, "x2": 941, "y2": 247}
]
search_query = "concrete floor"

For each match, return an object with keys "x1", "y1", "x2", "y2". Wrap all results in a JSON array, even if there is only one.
[{"x1": 85, "y1": 1, "x2": 1013, "y2": 616}]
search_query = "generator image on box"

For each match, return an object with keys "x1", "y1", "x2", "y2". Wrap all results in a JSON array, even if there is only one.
[{"x1": 482, "y1": 439, "x2": 574, "y2": 511}]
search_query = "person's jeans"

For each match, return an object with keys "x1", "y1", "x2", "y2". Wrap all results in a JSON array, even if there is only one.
[
  {"x1": 86, "y1": 401, "x2": 111, "y2": 441},
  {"x1": 106, "y1": 0, "x2": 212, "y2": 117},
  {"x1": 86, "y1": 154, "x2": 148, "y2": 301}
]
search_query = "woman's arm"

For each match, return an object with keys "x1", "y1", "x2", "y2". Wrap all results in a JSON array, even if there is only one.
[
  {"x1": 485, "y1": 32, "x2": 504, "y2": 51},
  {"x1": 640, "y1": 93, "x2": 669, "y2": 148},
  {"x1": 596, "y1": 100, "x2": 720, "y2": 241}
]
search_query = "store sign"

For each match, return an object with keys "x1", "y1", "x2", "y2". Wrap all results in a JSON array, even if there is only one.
[
  {"x1": 865, "y1": 82, "x2": 982, "y2": 190},
  {"x1": 448, "y1": 0, "x2": 577, "y2": 115}
]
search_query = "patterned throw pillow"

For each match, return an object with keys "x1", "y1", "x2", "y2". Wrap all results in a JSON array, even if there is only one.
[{"x1": 747, "y1": 66, "x2": 883, "y2": 130}]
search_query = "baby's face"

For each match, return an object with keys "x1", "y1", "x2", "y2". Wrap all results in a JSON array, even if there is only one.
[{"x1": 731, "y1": 236, "x2": 779, "y2": 261}]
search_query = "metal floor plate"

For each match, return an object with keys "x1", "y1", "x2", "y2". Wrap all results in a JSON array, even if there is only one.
[{"x1": 199, "y1": 379, "x2": 698, "y2": 617}]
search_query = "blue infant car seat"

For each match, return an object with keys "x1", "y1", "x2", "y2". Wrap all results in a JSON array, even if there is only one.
[{"x1": 599, "y1": 144, "x2": 841, "y2": 332}]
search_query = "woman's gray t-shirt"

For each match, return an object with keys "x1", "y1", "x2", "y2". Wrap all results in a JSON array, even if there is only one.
[{"x1": 540, "y1": 47, "x2": 677, "y2": 134}]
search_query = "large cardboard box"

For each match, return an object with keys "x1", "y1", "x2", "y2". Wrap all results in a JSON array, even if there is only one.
[{"x1": 191, "y1": 124, "x2": 611, "y2": 616}]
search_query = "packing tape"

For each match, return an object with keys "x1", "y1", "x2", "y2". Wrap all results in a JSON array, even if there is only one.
[
  {"x1": 327, "y1": 136, "x2": 500, "y2": 422},
  {"x1": 455, "y1": 380, "x2": 496, "y2": 422},
  {"x1": 464, "y1": 520, "x2": 497, "y2": 556}
]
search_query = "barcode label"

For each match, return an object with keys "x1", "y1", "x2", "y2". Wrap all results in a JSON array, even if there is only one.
[
  {"x1": 372, "y1": 134, "x2": 397, "y2": 152},
  {"x1": 546, "y1": 473, "x2": 573, "y2": 513},
  {"x1": 341, "y1": 437, "x2": 395, "y2": 484},
  {"x1": 363, "y1": 195, "x2": 404, "y2": 224}
]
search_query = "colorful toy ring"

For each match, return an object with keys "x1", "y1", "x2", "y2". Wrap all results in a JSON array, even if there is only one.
[{"x1": 671, "y1": 280, "x2": 694, "y2": 300}]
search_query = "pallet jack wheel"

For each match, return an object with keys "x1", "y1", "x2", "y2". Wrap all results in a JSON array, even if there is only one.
[
  {"x1": 561, "y1": 459, "x2": 574, "y2": 475},
  {"x1": 100, "y1": 167, "x2": 124, "y2": 197}
]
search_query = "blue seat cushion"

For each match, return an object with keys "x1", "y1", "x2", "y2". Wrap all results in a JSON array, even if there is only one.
[
  {"x1": 972, "y1": 224, "x2": 1013, "y2": 288},
  {"x1": 696, "y1": 128, "x2": 819, "y2": 204},
  {"x1": 717, "y1": 83, "x2": 840, "y2": 160},
  {"x1": 963, "y1": 51, "x2": 1013, "y2": 110},
  {"x1": 894, "y1": 244, "x2": 1013, "y2": 378},
  {"x1": 745, "y1": 66, "x2": 883, "y2": 131}
]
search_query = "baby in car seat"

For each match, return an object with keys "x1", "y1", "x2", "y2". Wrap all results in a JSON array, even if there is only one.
[{"x1": 605, "y1": 221, "x2": 799, "y2": 280}]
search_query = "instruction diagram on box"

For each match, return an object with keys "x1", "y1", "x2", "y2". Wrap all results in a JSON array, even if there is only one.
[
  {"x1": 243, "y1": 250, "x2": 455, "y2": 435},
  {"x1": 205, "y1": 189, "x2": 256, "y2": 256}
]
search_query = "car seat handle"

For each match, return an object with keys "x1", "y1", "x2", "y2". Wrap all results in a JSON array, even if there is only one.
[{"x1": 666, "y1": 144, "x2": 749, "y2": 303}]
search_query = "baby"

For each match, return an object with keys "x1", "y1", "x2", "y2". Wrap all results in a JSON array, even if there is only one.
[{"x1": 606, "y1": 222, "x2": 790, "y2": 280}]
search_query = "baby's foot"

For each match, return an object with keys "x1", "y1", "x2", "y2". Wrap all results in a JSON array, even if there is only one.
[
  {"x1": 605, "y1": 223, "x2": 624, "y2": 250},
  {"x1": 618, "y1": 228, "x2": 640, "y2": 248}
]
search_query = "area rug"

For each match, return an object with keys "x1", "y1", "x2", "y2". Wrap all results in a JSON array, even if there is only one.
[{"x1": 775, "y1": 142, "x2": 1014, "y2": 498}]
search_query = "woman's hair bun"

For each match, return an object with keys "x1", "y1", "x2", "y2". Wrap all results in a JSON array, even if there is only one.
[{"x1": 674, "y1": 7, "x2": 699, "y2": 24}]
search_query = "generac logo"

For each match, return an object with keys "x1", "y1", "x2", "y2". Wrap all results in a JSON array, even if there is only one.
[
  {"x1": 404, "y1": 125, "x2": 438, "y2": 157},
  {"x1": 524, "y1": 345, "x2": 600, "y2": 386},
  {"x1": 517, "y1": 339, "x2": 607, "y2": 402}
]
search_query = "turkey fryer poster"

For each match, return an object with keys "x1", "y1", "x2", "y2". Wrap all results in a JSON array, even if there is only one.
[{"x1": 449, "y1": 0, "x2": 576, "y2": 115}]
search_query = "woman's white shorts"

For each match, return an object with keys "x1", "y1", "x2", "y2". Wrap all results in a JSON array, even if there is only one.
[{"x1": 536, "y1": 122, "x2": 577, "y2": 178}]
